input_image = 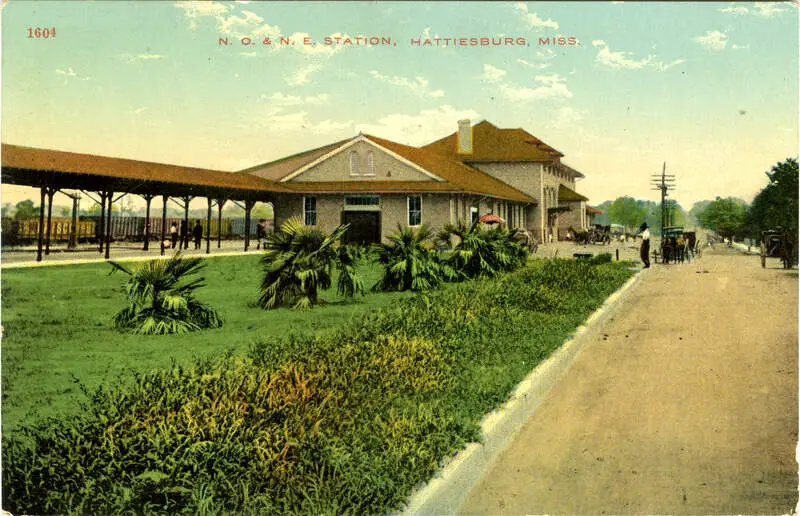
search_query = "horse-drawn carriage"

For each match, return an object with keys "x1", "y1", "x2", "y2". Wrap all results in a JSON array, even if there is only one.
[
  {"x1": 660, "y1": 226, "x2": 696, "y2": 264},
  {"x1": 760, "y1": 229, "x2": 797, "y2": 269},
  {"x1": 570, "y1": 224, "x2": 611, "y2": 245}
]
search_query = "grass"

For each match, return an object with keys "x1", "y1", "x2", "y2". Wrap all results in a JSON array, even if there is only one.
[
  {"x1": 2, "y1": 255, "x2": 637, "y2": 514},
  {"x1": 1, "y1": 254, "x2": 411, "y2": 430}
]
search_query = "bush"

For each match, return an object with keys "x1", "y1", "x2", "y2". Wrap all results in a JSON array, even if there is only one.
[
  {"x1": 109, "y1": 254, "x2": 223, "y2": 335},
  {"x1": 4, "y1": 259, "x2": 634, "y2": 514},
  {"x1": 259, "y1": 217, "x2": 364, "y2": 309},
  {"x1": 444, "y1": 221, "x2": 529, "y2": 279},
  {"x1": 372, "y1": 224, "x2": 455, "y2": 292}
]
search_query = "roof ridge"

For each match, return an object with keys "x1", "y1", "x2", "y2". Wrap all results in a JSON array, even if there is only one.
[{"x1": 236, "y1": 136, "x2": 355, "y2": 173}]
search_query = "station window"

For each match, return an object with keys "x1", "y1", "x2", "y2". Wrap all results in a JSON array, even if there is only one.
[
  {"x1": 304, "y1": 197, "x2": 317, "y2": 226},
  {"x1": 349, "y1": 151, "x2": 360, "y2": 176},
  {"x1": 345, "y1": 195, "x2": 380, "y2": 206},
  {"x1": 408, "y1": 196, "x2": 422, "y2": 226}
]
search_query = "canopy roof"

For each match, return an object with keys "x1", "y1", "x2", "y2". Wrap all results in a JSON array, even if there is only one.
[{"x1": 1, "y1": 144, "x2": 289, "y2": 200}]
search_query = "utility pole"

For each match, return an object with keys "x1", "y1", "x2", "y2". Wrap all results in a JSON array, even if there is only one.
[{"x1": 651, "y1": 162, "x2": 676, "y2": 245}]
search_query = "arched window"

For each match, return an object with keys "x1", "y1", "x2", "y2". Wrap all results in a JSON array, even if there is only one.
[
  {"x1": 366, "y1": 151, "x2": 375, "y2": 176},
  {"x1": 349, "y1": 151, "x2": 360, "y2": 176}
]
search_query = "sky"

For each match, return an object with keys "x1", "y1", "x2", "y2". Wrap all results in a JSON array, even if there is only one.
[{"x1": 1, "y1": 1, "x2": 797, "y2": 213}]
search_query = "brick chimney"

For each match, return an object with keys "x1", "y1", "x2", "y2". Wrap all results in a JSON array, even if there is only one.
[{"x1": 457, "y1": 119, "x2": 472, "y2": 154}]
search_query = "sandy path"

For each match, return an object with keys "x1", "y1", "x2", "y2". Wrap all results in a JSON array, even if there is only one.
[{"x1": 461, "y1": 247, "x2": 798, "y2": 515}]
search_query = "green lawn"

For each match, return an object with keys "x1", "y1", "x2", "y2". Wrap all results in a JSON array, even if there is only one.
[{"x1": 1, "y1": 254, "x2": 411, "y2": 430}]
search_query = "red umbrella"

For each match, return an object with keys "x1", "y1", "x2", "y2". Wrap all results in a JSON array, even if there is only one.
[{"x1": 478, "y1": 214, "x2": 505, "y2": 224}]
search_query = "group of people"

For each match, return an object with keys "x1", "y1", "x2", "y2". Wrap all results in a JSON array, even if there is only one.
[{"x1": 162, "y1": 220, "x2": 204, "y2": 252}]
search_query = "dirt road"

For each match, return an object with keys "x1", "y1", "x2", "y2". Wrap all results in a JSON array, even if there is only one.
[{"x1": 462, "y1": 247, "x2": 798, "y2": 514}]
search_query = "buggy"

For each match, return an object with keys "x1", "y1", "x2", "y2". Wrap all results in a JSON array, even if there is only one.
[
  {"x1": 660, "y1": 226, "x2": 687, "y2": 264},
  {"x1": 760, "y1": 229, "x2": 797, "y2": 269}
]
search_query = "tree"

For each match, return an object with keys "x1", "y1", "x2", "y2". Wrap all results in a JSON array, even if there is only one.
[
  {"x1": 696, "y1": 197, "x2": 748, "y2": 240},
  {"x1": 13, "y1": 200, "x2": 38, "y2": 219},
  {"x1": 607, "y1": 196, "x2": 647, "y2": 232},
  {"x1": 109, "y1": 254, "x2": 223, "y2": 335},
  {"x1": 750, "y1": 158, "x2": 798, "y2": 235},
  {"x1": 259, "y1": 217, "x2": 363, "y2": 309}
]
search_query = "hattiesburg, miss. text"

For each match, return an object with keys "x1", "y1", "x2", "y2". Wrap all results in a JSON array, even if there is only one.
[{"x1": 218, "y1": 35, "x2": 578, "y2": 48}]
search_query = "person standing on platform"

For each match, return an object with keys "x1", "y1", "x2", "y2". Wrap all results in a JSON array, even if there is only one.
[
  {"x1": 170, "y1": 222, "x2": 178, "y2": 249},
  {"x1": 193, "y1": 220, "x2": 203, "y2": 249}
]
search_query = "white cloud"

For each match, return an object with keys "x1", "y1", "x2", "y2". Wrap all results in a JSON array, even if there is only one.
[
  {"x1": 480, "y1": 64, "x2": 507, "y2": 83},
  {"x1": 549, "y1": 106, "x2": 586, "y2": 132},
  {"x1": 719, "y1": 2, "x2": 789, "y2": 17},
  {"x1": 309, "y1": 119, "x2": 354, "y2": 135},
  {"x1": 752, "y1": 2, "x2": 787, "y2": 17},
  {"x1": 135, "y1": 54, "x2": 166, "y2": 60},
  {"x1": 134, "y1": 107, "x2": 148, "y2": 115},
  {"x1": 514, "y1": 3, "x2": 559, "y2": 30},
  {"x1": 174, "y1": 1, "x2": 229, "y2": 19},
  {"x1": 355, "y1": 105, "x2": 481, "y2": 146},
  {"x1": 369, "y1": 70, "x2": 445, "y2": 98},
  {"x1": 652, "y1": 58, "x2": 686, "y2": 71},
  {"x1": 517, "y1": 58, "x2": 551, "y2": 70},
  {"x1": 260, "y1": 111, "x2": 352, "y2": 135},
  {"x1": 718, "y1": 4, "x2": 750, "y2": 14},
  {"x1": 592, "y1": 41, "x2": 684, "y2": 71},
  {"x1": 694, "y1": 30, "x2": 728, "y2": 52},
  {"x1": 55, "y1": 67, "x2": 90, "y2": 83},
  {"x1": 498, "y1": 74, "x2": 572, "y2": 101},
  {"x1": 241, "y1": 102, "x2": 352, "y2": 135},
  {"x1": 732, "y1": 43, "x2": 750, "y2": 50},
  {"x1": 593, "y1": 41, "x2": 652, "y2": 69},
  {"x1": 261, "y1": 92, "x2": 330, "y2": 106},
  {"x1": 287, "y1": 64, "x2": 322, "y2": 86}
]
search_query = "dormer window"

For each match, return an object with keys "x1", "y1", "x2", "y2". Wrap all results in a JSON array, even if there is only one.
[{"x1": 349, "y1": 151, "x2": 360, "y2": 176}]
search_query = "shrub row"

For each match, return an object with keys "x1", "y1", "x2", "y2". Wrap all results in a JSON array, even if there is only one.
[{"x1": 3, "y1": 258, "x2": 634, "y2": 514}]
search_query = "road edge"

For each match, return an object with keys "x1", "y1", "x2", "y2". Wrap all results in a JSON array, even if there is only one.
[{"x1": 401, "y1": 269, "x2": 644, "y2": 516}]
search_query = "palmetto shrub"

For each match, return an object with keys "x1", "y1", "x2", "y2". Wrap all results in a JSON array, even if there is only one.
[
  {"x1": 372, "y1": 224, "x2": 456, "y2": 292},
  {"x1": 109, "y1": 254, "x2": 223, "y2": 335},
  {"x1": 259, "y1": 217, "x2": 364, "y2": 309},
  {"x1": 444, "y1": 220, "x2": 529, "y2": 279}
]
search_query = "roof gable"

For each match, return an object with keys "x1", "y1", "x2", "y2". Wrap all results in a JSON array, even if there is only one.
[{"x1": 281, "y1": 135, "x2": 443, "y2": 182}]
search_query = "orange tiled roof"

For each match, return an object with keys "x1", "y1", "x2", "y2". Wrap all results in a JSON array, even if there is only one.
[
  {"x1": 237, "y1": 138, "x2": 350, "y2": 181},
  {"x1": 363, "y1": 134, "x2": 537, "y2": 203},
  {"x1": 421, "y1": 120, "x2": 563, "y2": 162},
  {"x1": 1, "y1": 143, "x2": 291, "y2": 193}
]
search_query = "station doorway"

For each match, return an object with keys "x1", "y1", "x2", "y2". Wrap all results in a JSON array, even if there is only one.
[{"x1": 342, "y1": 211, "x2": 381, "y2": 245}]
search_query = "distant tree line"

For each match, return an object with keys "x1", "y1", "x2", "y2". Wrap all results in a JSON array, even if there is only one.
[{"x1": 594, "y1": 157, "x2": 797, "y2": 241}]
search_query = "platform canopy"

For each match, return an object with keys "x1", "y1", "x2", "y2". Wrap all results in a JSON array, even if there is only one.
[{"x1": 1, "y1": 143, "x2": 290, "y2": 201}]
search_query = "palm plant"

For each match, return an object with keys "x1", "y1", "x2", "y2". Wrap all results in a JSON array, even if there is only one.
[
  {"x1": 109, "y1": 254, "x2": 223, "y2": 335},
  {"x1": 259, "y1": 217, "x2": 363, "y2": 310},
  {"x1": 445, "y1": 220, "x2": 529, "y2": 279},
  {"x1": 372, "y1": 224, "x2": 455, "y2": 292}
]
